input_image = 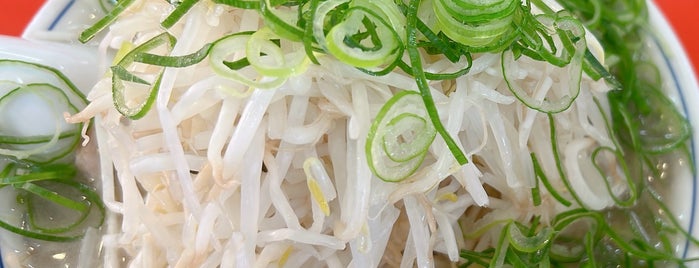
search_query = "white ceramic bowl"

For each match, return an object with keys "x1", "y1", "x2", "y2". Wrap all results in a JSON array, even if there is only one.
[
  {"x1": 0, "y1": 33, "x2": 102, "y2": 267},
  {"x1": 646, "y1": 1, "x2": 699, "y2": 260},
  {"x1": 0, "y1": 35, "x2": 100, "y2": 267},
  {"x1": 0, "y1": 36, "x2": 99, "y2": 92},
  {"x1": 2, "y1": 0, "x2": 699, "y2": 266}
]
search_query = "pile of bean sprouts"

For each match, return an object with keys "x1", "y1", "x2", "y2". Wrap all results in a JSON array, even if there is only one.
[{"x1": 66, "y1": 0, "x2": 621, "y2": 267}]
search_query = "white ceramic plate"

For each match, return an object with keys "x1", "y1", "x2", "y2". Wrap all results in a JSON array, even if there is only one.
[{"x1": 2, "y1": 0, "x2": 699, "y2": 267}]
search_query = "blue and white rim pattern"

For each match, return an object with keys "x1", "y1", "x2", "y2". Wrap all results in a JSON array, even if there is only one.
[
  {"x1": 5, "y1": 1, "x2": 76, "y2": 267},
  {"x1": 653, "y1": 33, "x2": 698, "y2": 260},
  {"x1": 47, "y1": 0, "x2": 77, "y2": 32},
  {"x1": 645, "y1": 0, "x2": 699, "y2": 261},
  {"x1": 21, "y1": 0, "x2": 107, "y2": 43}
]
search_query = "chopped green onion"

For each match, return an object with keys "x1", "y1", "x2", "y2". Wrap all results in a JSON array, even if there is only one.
[
  {"x1": 0, "y1": 83, "x2": 82, "y2": 163},
  {"x1": 591, "y1": 146, "x2": 636, "y2": 207},
  {"x1": 212, "y1": 0, "x2": 260, "y2": 9},
  {"x1": 0, "y1": 60, "x2": 87, "y2": 108},
  {"x1": 259, "y1": 0, "x2": 305, "y2": 41},
  {"x1": 530, "y1": 153, "x2": 572, "y2": 207},
  {"x1": 547, "y1": 114, "x2": 584, "y2": 208},
  {"x1": 246, "y1": 27, "x2": 310, "y2": 77},
  {"x1": 502, "y1": 12, "x2": 586, "y2": 114},
  {"x1": 79, "y1": 0, "x2": 137, "y2": 43},
  {"x1": 406, "y1": 0, "x2": 468, "y2": 165},
  {"x1": 433, "y1": 0, "x2": 517, "y2": 49},
  {"x1": 134, "y1": 43, "x2": 213, "y2": 67},
  {"x1": 111, "y1": 32, "x2": 175, "y2": 119},
  {"x1": 161, "y1": 0, "x2": 200, "y2": 29},
  {"x1": 19, "y1": 182, "x2": 88, "y2": 212},
  {"x1": 301, "y1": 0, "x2": 321, "y2": 64},
  {"x1": 0, "y1": 59, "x2": 105, "y2": 242},
  {"x1": 325, "y1": 6, "x2": 402, "y2": 68},
  {"x1": 209, "y1": 31, "x2": 287, "y2": 89},
  {"x1": 1, "y1": 163, "x2": 76, "y2": 185},
  {"x1": 365, "y1": 91, "x2": 436, "y2": 182},
  {"x1": 507, "y1": 223, "x2": 553, "y2": 253}
]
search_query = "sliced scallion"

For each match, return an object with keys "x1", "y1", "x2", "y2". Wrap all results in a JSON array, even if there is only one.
[
  {"x1": 111, "y1": 32, "x2": 175, "y2": 119},
  {"x1": 365, "y1": 91, "x2": 436, "y2": 182}
]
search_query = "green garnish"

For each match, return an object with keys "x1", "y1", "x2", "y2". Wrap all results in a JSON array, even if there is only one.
[
  {"x1": 80, "y1": 0, "x2": 600, "y2": 180},
  {"x1": 366, "y1": 90, "x2": 436, "y2": 182},
  {"x1": 79, "y1": 0, "x2": 137, "y2": 43},
  {"x1": 111, "y1": 32, "x2": 175, "y2": 119},
  {"x1": 161, "y1": 0, "x2": 200, "y2": 29},
  {"x1": 0, "y1": 83, "x2": 82, "y2": 163},
  {"x1": 0, "y1": 61, "x2": 105, "y2": 242},
  {"x1": 80, "y1": 0, "x2": 695, "y2": 266},
  {"x1": 459, "y1": 0, "x2": 696, "y2": 266}
]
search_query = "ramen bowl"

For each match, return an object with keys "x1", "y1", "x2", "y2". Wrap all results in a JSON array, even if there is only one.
[{"x1": 1, "y1": 0, "x2": 698, "y2": 267}]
